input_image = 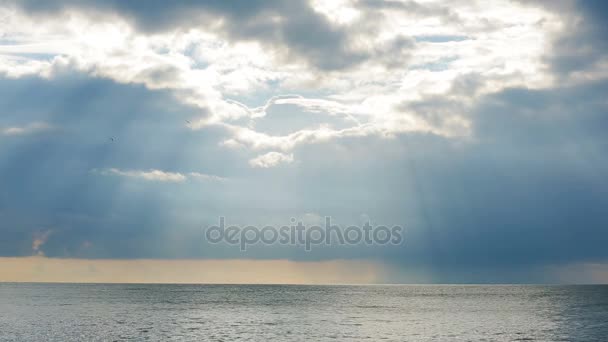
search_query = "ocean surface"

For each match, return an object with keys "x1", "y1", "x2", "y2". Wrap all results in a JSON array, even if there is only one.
[{"x1": 1, "y1": 284, "x2": 607, "y2": 341}]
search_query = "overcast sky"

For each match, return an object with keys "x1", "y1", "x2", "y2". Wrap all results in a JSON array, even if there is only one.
[{"x1": 0, "y1": 0, "x2": 607, "y2": 283}]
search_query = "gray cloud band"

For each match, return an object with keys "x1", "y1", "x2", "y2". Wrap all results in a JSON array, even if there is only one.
[{"x1": 204, "y1": 217, "x2": 404, "y2": 251}]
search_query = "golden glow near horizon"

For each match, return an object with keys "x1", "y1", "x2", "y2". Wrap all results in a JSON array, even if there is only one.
[
  {"x1": 0, "y1": 257, "x2": 386, "y2": 284},
  {"x1": 2, "y1": 257, "x2": 607, "y2": 284}
]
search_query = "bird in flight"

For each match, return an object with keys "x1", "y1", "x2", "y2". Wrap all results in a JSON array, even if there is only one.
[{"x1": 109, "y1": 137, "x2": 115, "y2": 142}]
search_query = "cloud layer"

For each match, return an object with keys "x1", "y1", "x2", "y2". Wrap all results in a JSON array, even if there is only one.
[{"x1": 1, "y1": 0, "x2": 607, "y2": 282}]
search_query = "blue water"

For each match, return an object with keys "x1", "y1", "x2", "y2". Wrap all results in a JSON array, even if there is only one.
[{"x1": 1, "y1": 284, "x2": 607, "y2": 341}]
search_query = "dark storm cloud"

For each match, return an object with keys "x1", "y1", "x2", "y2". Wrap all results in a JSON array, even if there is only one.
[
  {"x1": 8, "y1": 0, "x2": 372, "y2": 70},
  {"x1": 518, "y1": 0, "x2": 608, "y2": 76},
  {"x1": 0, "y1": 73, "x2": 244, "y2": 258},
  {"x1": 549, "y1": 1, "x2": 608, "y2": 76},
  {"x1": 1, "y1": 74, "x2": 607, "y2": 282},
  {"x1": 1, "y1": 0, "x2": 608, "y2": 283},
  {"x1": 280, "y1": 80, "x2": 608, "y2": 274}
]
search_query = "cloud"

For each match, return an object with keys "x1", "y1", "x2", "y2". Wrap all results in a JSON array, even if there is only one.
[
  {"x1": 0, "y1": 73, "x2": 606, "y2": 282},
  {"x1": 0, "y1": 0, "x2": 557, "y2": 157},
  {"x1": 94, "y1": 168, "x2": 187, "y2": 182},
  {"x1": 0, "y1": 1, "x2": 607, "y2": 283},
  {"x1": 249, "y1": 151, "x2": 294, "y2": 168},
  {"x1": 518, "y1": 0, "x2": 608, "y2": 81},
  {"x1": 1, "y1": 122, "x2": 53, "y2": 136},
  {"x1": 32, "y1": 230, "x2": 52, "y2": 256},
  {"x1": 187, "y1": 172, "x2": 226, "y2": 182},
  {"x1": 93, "y1": 168, "x2": 225, "y2": 182},
  {"x1": 5, "y1": 0, "x2": 371, "y2": 71},
  {"x1": 356, "y1": 0, "x2": 462, "y2": 24}
]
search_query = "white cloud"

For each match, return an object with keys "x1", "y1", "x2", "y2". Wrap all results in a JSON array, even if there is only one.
[
  {"x1": 188, "y1": 172, "x2": 226, "y2": 182},
  {"x1": 249, "y1": 152, "x2": 294, "y2": 168},
  {"x1": 32, "y1": 230, "x2": 53, "y2": 256},
  {"x1": 1, "y1": 122, "x2": 54, "y2": 136},
  {"x1": 92, "y1": 168, "x2": 225, "y2": 182},
  {"x1": 0, "y1": 0, "x2": 562, "y2": 160},
  {"x1": 95, "y1": 168, "x2": 186, "y2": 182}
]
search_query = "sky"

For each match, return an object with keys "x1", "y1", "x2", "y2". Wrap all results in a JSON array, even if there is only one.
[{"x1": 0, "y1": 0, "x2": 607, "y2": 284}]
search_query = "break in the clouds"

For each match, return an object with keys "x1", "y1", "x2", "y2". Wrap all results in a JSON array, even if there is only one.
[{"x1": 0, "y1": 0, "x2": 607, "y2": 283}]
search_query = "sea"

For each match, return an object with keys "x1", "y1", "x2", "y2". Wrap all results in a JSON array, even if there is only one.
[{"x1": 1, "y1": 284, "x2": 607, "y2": 341}]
